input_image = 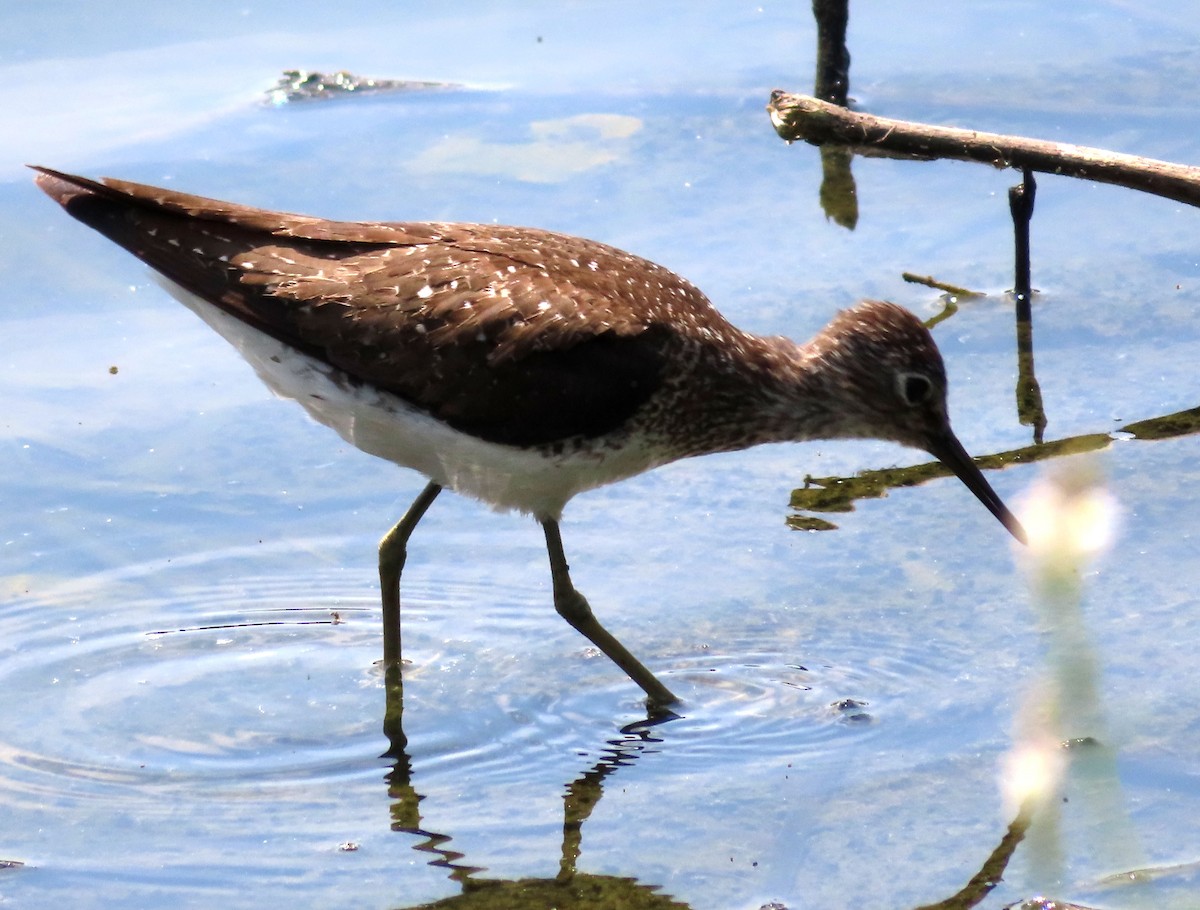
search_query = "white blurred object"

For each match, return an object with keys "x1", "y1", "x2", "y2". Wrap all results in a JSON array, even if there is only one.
[{"x1": 1002, "y1": 457, "x2": 1145, "y2": 892}]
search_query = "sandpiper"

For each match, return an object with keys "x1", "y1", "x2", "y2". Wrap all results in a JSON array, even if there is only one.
[{"x1": 35, "y1": 166, "x2": 1023, "y2": 706}]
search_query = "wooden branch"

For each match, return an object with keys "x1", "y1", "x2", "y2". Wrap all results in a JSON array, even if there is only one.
[{"x1": 767, "y1": 90, "x2": 1200, "y2": 208}]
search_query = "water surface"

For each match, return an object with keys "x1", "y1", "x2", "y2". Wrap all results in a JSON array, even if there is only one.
[{"x1": 3, "y1": 2, "x2": 1200, "y2": 908}]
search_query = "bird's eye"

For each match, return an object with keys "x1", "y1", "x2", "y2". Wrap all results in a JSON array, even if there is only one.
[{"x1": 898, "y1": 372, "x2": 933, "y2": 406}]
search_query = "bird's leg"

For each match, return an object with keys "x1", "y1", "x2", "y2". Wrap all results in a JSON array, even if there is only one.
[
  {"x1": 541, "y1": 519, "x2": 679, "y2": 707},
  {"x1": 379, "y1": 481, "x2": 442, "y2": 666}
]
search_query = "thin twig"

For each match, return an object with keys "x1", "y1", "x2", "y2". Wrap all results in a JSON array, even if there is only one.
[{"x1": 901, "y1": 272, "x2": 985, "y2": 298}]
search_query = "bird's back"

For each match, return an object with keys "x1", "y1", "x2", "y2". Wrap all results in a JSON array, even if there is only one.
[{"x1": 34, "y1": 168, "x2": 745, "y2": 448}]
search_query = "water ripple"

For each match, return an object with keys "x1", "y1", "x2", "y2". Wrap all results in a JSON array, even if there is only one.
[
  {"x1": 1, "y1": 543, "x2": 425, "y2": 808},
  {"x1": 614, "y1": 631, "x2": 982, "y2": 767},
  {"x1": 0, "y1": 544, "x2": 983, "y2": 810}
]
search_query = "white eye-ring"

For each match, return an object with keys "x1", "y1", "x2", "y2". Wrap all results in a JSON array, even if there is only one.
[{"x1": 897, "y1": 371, "x2": 933, "y2": 406}]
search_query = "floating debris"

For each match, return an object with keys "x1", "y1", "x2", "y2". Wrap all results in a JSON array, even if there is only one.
[{"x1": 266, "y1": 69, "x2": 458, "y2": 105}]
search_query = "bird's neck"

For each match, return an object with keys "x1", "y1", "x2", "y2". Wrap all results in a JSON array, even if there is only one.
[{"x1": 652, "y1": 330, "x2": 842, "y2": 459}]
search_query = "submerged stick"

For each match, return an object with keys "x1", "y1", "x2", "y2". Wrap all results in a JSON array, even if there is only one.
[
  {"x1": 1009, "y1": 169, "x2": 1047, "y2": 444},
  {"x1": 901, "y1": 272, "x2": 985, "y2": 299},
  {"x1": 767, "y1": 91, "x2": 1200, "y2": 208}
]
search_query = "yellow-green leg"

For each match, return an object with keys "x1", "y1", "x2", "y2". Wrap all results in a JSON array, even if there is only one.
[
  {"x1": 379, "y1": 481, "x2": 442, "y2": 665},
  {"x1": 541, "y1": 518, "x2": 679, "y2": 707}
]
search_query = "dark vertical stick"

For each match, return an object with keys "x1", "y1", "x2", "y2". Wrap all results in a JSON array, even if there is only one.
[
  {"x1": 1009, "y1": 168, "x2": 1047, "y2": 444},
  {"x1": 812, "y1": 0, "x2": 851, "y2": 105},
  {"x1": 811, "y1": 0, "x2": 857, "y2": 227},
  {"x1": 819, "y1": 145, "x2": 859, "y2": 229},
  {"x1": 1011, "y1": 168, "x2": 1036, "y2": 320}
]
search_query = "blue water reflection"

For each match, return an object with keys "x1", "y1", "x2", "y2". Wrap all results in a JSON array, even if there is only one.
[{"x1": 3, "y1": 2, "x2": 1200, "y2": 908}]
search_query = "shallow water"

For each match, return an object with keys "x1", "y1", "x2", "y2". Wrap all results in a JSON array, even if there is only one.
[{"x1": 3, "y1": 2, "x2": 1200, "y2": 908}]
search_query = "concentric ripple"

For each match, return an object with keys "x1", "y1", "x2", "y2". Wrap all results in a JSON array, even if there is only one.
[
  {"x1": 2, "y1": 547, "x2": 365, "y2": 807},
  {"x1": 605, "y1": 626, "x2": 988, "y2": 767},
  {"x1": 0, "y1": 539, "x2": 575, "y2": 811},
  {"x1": 0, "y1": 543, "x2": 989, "y2": 814}
]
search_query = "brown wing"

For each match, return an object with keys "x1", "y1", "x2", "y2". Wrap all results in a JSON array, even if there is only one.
[{"x1": 32, "y1": 167, "x2": 720, "y2": 446}]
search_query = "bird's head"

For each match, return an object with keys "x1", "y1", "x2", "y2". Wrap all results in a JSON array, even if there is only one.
[{"x1": 806, "y1": 300, "x2": 1025, "y2": 544}]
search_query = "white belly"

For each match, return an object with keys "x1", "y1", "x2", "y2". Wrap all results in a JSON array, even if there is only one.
[{"x1": 161, "y1": 280, "x2": 664, "y2": 518}]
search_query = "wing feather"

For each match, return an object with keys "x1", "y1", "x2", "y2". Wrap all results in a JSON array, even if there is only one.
[{"x1": 33, "y1": 167, "x2": 730, "y2": 445}]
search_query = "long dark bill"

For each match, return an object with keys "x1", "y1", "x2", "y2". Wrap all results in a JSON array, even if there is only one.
[{"x1": 926, "y1": 431, "x2": 1027, "y2": 545}]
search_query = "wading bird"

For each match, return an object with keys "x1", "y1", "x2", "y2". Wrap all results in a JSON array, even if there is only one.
[{"x1": 35, "y1": 167, "x2": 1023, "y2": 706}]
